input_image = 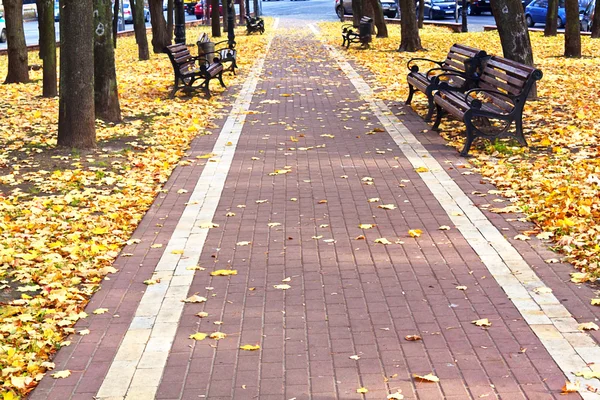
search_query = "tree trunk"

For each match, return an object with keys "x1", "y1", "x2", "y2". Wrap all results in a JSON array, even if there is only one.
[
  {"x1": 148, "y1": 0, "x2": 171, "y2": 53},
  {"x1": 3, "y1": 0, "x2": 29, "y2": 84},
  {"x1": 253, "y1": 0, "x2": 259, "y2": 16},
  {"x1": 418, "y1": 0, "x2": 425, "y2": 28},
  {"x1": 94, "y1": 0, "x2": 121, "y2": 123},
  {"x1": 592, "y1": 0, "x2": 600, "y2": 38},
  {"x1": 490, "y1": 0, "x2": 536, "y2": 97},
  {"x1": 167, "y1": 0, "x2": 174, "y2": 38},
  {"x1": 36, "y1": 0, "x2": 57, "y2": 97},
  {"x1": 240, "y1": 0, "x2": 245, "y2": 24},
  {"x1": 352, "y1": 0, "x2": 362, "y2": 26},
  {"x1": 131, "y1": 0, "x2": 150, "y2": 59},
  {"x1": 564, "y1": 0, "x2": 581, "y2": 57},
  {"x1": 211, "y1": 0, "x2": 221, "y2": 36},
  {"x1": 58, "y1": 0, "x2": 96, "y2": 149},
  {"x1": 223, "y1": 0, "x2": 228, "y2": 31},
  {"x1": 368, "y1": 0, "x2": 387, "y2": 37},
  {"x1": 113, "y1": 0, "x2": 119, "y2": 47},
  {"x1": 544, "y1": 0, "x2": 558, "y2": 35},
  {"x1": 398, "y1": 0, "x2": 423, "y2": 51}
]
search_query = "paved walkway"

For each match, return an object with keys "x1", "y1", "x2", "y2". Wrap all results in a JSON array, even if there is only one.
[{"x1": 31, "y1": 20, "x2": 600, "y2": 400}]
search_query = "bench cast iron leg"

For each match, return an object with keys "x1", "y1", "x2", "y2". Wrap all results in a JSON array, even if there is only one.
[
  {"x1": 170, "y1": 77, "x2": 180, "y2": 99},
  {"x1": 217, "y1": 73, "x2": 226, "y2": 88},
  {"x1": 424, "y1": 88, "x2": 435, "y2": 122},
  {"x1": 431, "y1": 104, "x2": 444, "y2": 131},
  {"x1": 405, "y1": 84, "x2": 415, "y2": 105},
  {"x1": 460, "y1": 119, "x2": 476, "y2": 157},
  {"x1": 514, "y1": 119, "x2": 528, "y2": 147}
]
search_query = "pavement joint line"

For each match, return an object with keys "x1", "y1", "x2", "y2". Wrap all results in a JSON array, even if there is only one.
[
  {"x1": 309, "y1": 23, "x2": 600, "y2": 398},
  {"x1": 95, "y1": 28, "x2": 277, "y2": 400}
]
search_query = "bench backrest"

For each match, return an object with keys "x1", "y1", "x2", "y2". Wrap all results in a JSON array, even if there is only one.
[
  {"x1": 442, "y1": 44, "x2": 487, "y2": 74},
  {"x1": 478, "y1": 55, "x2": 543, "y2": 112},
  {"x1": 166, "y1": 44, "x2": 197, "y2": 75}
]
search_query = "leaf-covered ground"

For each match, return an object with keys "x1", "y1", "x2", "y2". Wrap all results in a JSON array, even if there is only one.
[
  {"x1": 320, "y1": 22, "x2": 600, "y2": 281},
  {"x1": 0, "y1": 23, "x2": 270, "y2": 397}
]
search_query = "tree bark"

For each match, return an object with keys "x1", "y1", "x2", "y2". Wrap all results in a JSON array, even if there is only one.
[
  {"x1": 36, "y1": 0, "x2": 57, "y2": 97},
  {"x1": 351, "y1": 0, "x2": 362, "y2": 26},
  {"x1": 418, "y1": 0, "x2": 425, "y2": 28},
  {"x1": 112, "y1": 0, "x2": 119, "y2": 47},
  {"x1": 253, "y1": 0, "x2": 259, "y2": 16},
  {"x1": 58, "y1": 0, "x2": 96, "y2": 149},
  {"x1": 490, "y1": 0, "x2": 536, "y2": 97},
  {"x1": 592, "y1": 0, "x2": 600, "y2": 38},
  {"x1": 131, "y1": 0, "x2": 150, "y2": 59},
  {"x1": 211, "y1": 0, "x2": 221, "y2": 36},
  {"x1": 94, "y1": 0, "x2": 121, "y2": 123},
  {"x1": 148, "y1": 0, "x2": 171, "y2": 53},
  {"x1": 3, "y1": 0, "x2": 29, "y2": 84},
  {"x1": 564, "y1": 0, "x2": 581, "y2": 57},
  {"x1": 398, "y1": 0, "x2": 423, "y2": 51},
  {"x1": 167, "y1": 0, "x2": 174, "y2": 38},
  {"x1": 240, "y1": 0, "x2": 245, "y2": 24},
  {"x1": 367, "y1": 0, "x2": 387, "y2": 37},
  {"x1": 544, "y1": 0, "x2": 558, "y2": 35},
  {"x1": 223, "y1": 0, "x2": 228, "y2": 31}
]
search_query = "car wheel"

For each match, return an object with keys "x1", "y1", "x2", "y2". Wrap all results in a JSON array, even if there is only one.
[
  {"x1": 336, "y1": 6, "x2": 344, "y2": 20},
  {"x1": 526, "y1": 14, "x2": 534, "y2": 27},
  {"x1": 557, "y1": 16, "x2": 563, "y2": 29},
  {"x1": 0, "y1": 29, "x2": 6, "y2": 43}
]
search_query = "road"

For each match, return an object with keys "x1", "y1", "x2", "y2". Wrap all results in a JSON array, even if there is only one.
[{"x1": 0, "y1": 2, "x2": 496, "y2": 50}]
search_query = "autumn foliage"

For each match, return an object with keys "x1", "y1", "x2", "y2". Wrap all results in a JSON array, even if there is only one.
[
  {"x1": 0, "y1": 24, "x2": 270, "y2": 397},
  {"x1": 320, "y1": 22, "x2": 600, "y2": 281}
]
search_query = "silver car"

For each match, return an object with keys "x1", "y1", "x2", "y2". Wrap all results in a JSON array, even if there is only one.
[{"x1": 335, "y1": 0, "x2": 398, "y2": 20}]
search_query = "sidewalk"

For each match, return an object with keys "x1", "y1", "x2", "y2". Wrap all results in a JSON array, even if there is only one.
[{"x1": 30, "y1": 20, "x2": 600, "y2": 400}]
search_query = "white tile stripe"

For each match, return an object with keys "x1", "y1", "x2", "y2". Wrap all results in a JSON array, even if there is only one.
[
  {"x1": 95, "y1": 25, "x2": 278, "y2": 400},
  {"x1": 310, "y1": 24, "x2": 600, "y2": 398}
]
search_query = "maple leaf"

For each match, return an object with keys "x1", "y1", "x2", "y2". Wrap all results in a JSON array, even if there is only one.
[
  {"x1": 415, "y1": 167, "x2": 429, "y2": 173},
  {"x1": 413, "y1": 373, "x2": 439, "y2": 383},
  {"x1": 236, "y1": 241, "x2": 251, "y2": 246},
  {"x1": 591, "y1": 299, "x2": 600, "y2": 306},
  {"x1": 578, "y1": 322, "x2": 599, "y2": 331},
  {"x1": 240, "y1": 344, "x2": 260, "y2": 351},
  {"x1": 349, "y1": 355, "x2": 361, "y2": 360},
  {"x1": 93, "y1": 308, "x2": 109, "y2": 315},
  {"x1": 183, "y1": 295, "x2": 207, "y2": 303},
  {"x1": 196, "y1": 312, "x2": 209, "y2": 318},
  {"x1": 408, "y1": 229, "x2": 422, "y2": 237},
  {"x1": 189, "y1": 333, "x2": 208, "y2": 341},
  {"x1": 356, "y1": 387, "x2": 368, "y2": 394},
  {"x1": 404, "y1": 335, "x2": 422, "y2": 341},
  {"x1": 210, "y1": 269, "x2": 238, "y2": 276},
  {"x1": 198, "y1": 222, "x2": 219, "y2": 229},
  {"x1": 358, "y1": 224, "x2": 375, "y2": 229},
  {"x1": 210, "y1": 332, "x2": 227, "y2": 340},
  {"x1": 267, "y1": 222, "x2": 281, "y2": 227},
  {"x1": 367, "y1": 198, "x2": 380, "y2": 202},
  {"x1": 378, "y1": 204, "x2": 397, "y2": 210},
  {"x1": 472, "y1": 318, "x2": 492, "y2": 327},
  {"x1": 143, "y1": 279, "x2": 160, "y2": 285},
  {"x1": 374, "y1": 238, "x2": 392, "y2": 245},
  {"x1": 562, "y1": 380, "x2": 580, "y2": 393},
  {"x1": 273, "y1": 284, "x2": 291, "y2": 290},
  {"x1": 455, "y1": 286, "x2": 467, "y2": 291},
  {"x1": 438, "y1": 225, "x2": 451, "y2": 230},
  {"x1": 51, "y1": 370, "x2": 71, "y2": 379}
]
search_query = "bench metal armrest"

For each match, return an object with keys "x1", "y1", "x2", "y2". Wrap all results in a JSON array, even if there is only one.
[
  {"x1": 464, "y1": 88, "x2": 515, "y2": 111},
  {"x1": 432, "y1": 71, "x2": 478, "y2": 86},
  {"x1": 407, "y1": 57, "x2": 444, "y2": 73},
  {"x1": 214, "y1": 39, "x2": 236, "y2": 50}
]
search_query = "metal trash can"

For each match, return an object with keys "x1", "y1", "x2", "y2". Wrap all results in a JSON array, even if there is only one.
[
  {"x1": 197, "y1": 41, "x2": 215, "y2": 64},
  {"x1": 359, "y1": 16, "x2": 373, "y2": 47}
]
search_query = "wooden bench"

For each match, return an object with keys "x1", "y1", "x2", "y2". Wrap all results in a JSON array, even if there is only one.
[
  {"x1": 341, "y1": 17, "x2": 372, "y2": 49},
  {"x1": 245, "y1": 14, "x2": 265, "y2": 34},
  {"x1": 213, "y1": 40, "x2": 238, "y2": 75},
  {"x1": 165, "y1": 43, "x2": 225, "y2": 98},
  {"x1": 431, "y1": 55, "x2": 543, "y2": 156},
  {"x1": 406, "y1": 44, "x2": 487, "y2": 121}
]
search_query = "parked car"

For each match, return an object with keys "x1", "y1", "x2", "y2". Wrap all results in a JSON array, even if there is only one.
[
  {"x1": 195, "y1": 2, "x2": 223, "y2": 19},
  {"x1": 525, "y1": 0, "x2": 582, "y2": 28},
  {"x1": 54, "y1": 0, "x2": 60, "y2": 22},
  {"x1": 123, "y1": 0, "x2": 150, "y2": 23},
  {"x1": 421, "y1": 0, "x2": 457, "y2": 19},
  {"x1": 580, "y1": 0, "x2": 594, "y2": 31},
  {"x1": 335, "y1": 0, "x2": 398, "y2": 19},
  {"x1": 0, "y1": 14, "x2": 6, "y2": 44},
  {"x1": 466, "y1": 0, "x2": 491, "y2": 15}
]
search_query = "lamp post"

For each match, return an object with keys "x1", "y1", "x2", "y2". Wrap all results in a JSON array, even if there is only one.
[
  {"x1": 174, "y1": 0, "x2": 186, "y2": 44},
  {"x1": 226, "y1": 0, "x2": 235, "y2": 46},
  {"x1": 461, "y1": 0, "x2": 468, "y2": 32}
]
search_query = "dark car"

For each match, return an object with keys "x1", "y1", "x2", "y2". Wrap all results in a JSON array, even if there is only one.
[
  {"x1": 581, "y1": 0, "x2": 594, "y2": 31},
  {"x1": 422, "y1": 0, "x2": 457, "y2": 19},
  {"x1": 335, "y1": 0, "x2": 398, "y2": 19},
  {"x1": 467, "y1": 0, "x2": 491, "y2": 15}
]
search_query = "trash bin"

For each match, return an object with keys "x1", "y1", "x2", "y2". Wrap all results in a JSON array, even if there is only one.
[
  {"x1": 197, "y1": 41, "x2": 215, "y2": 64},
  {"x1": 359, "y1": 16, "x2": 373, "y2": 46}
]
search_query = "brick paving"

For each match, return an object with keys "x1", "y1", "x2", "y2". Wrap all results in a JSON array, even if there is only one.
[{"x1": 29, "y1": 22, "x2": 600, "y2": 400}]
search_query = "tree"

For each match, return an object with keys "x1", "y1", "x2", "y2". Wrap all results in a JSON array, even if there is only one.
[
  {"x1": 253, "y1": 0, "x2": 259, "y2": 17},
  {"x1": 58, "y1": 0, "x2": 96, "y2": 149},
  {"x1": 223, "y1": 0, "x2": 229, "y2": 31},
  {"x1": 239, "y1": 0, "x2": 245, "y2": 24},
  {"x1": 36, "y1": 0, "x2": 57, "y2": 97},
  {"x1": 112, "y1": 0, "x2": 119, "y2": 47},
  {"x1": 166, "y1": 0, "x2": 174, "y2": 38},
  {"x1": 544, "y1": 0, "x2": 558, "y2": 35},
  {"x1": 418, "y1": 0, "x2": 425, "y2": 28},
  {"x1": 564, "y1": 0, "x2": 581, "y2": 57},
  {"x1": 398, "y1": 0, "x2": 423, "y2": 51},
  {"x1": 211, "y1": 0, "x2": 221, "y2": 36},
  {"x1": 3, "y1": 0, "x2": 29, "y2": 84},
  {"x1": 592, "y1": 0, "x2": 600, "y2": 38},
  {"x1": 94, "y1": 0, "x2": 121, "y2": 122},
  {"x1": 131, "y1": 0, "x2": 150, "y2": 59},
  {"x1": 367, "y1": 0, "x2": 388, "y2": 37},
  {"x1": 490, "y1": 0, "x2": 536, "y2": 96},
  {"x1": 351, "y1": 0, "x2": 362, "y2": 26},
  {"x1": 148, "y1": 0, "x2": 171, "y2": 53}
]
